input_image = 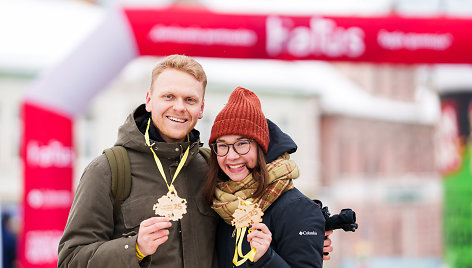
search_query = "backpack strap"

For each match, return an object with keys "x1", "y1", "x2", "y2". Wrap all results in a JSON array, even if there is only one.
[{"x1": 103, "y1": 146, "x2": 131, "y2": 221}]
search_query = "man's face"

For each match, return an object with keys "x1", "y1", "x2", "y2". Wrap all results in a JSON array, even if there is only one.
[{"x1": 145, "y1": 69, "x2": 204, "y2": 143}]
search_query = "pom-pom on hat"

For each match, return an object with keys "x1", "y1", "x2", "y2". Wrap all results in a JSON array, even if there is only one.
[{"x1": 209, "y1": 87, "x2": 269, "y2": 153}]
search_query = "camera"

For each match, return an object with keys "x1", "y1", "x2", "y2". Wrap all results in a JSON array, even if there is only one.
[{"x1": 314, "y1": 200, "x2": 358, "y2": 232}]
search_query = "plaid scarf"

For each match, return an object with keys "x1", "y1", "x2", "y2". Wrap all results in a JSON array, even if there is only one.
[{"x1": 211, "y1": 153, "x2": 299, "y2": 225}]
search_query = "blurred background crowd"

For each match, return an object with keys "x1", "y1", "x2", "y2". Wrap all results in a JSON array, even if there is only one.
[{"x1": 1, "y1": 0, "x2": 472, "y2": 267}]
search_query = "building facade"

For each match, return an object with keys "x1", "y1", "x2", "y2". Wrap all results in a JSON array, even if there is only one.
[{"x1": 320, "y1": 64, "x2": 442, "y2": 268}]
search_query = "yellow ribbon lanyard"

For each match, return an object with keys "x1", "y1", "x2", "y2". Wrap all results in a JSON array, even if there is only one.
[
  {"x1": 144, "y1": 118, "x2": 190, "y2": 194},
  {"x1": 233, "y1": 201, "x2": 257, "y2": 266},
  {"x1": 233, "y1": 227, "x2": 256, "y2": 266}
]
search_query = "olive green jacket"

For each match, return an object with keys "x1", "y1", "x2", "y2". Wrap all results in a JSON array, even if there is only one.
[{"x1": 58, "y1": 105, "x2": 218, "y2": 268}]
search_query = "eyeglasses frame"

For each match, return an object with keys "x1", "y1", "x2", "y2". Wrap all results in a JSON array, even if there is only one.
[{"x1": 210, "y1": 139, "x2": 255, "y2": 157}]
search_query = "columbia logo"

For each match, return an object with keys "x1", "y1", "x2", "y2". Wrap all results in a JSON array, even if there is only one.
[{"x1": 299, "y1": 231, "x2": 318, "y2": 236}]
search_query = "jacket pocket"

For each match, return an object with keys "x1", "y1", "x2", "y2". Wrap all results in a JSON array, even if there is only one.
[
  {"x1": 195, "y1": 197, "x2": 218, "y2": 218},
  {"x1": 121, "y1": 195, "x2": 157, "y2": 230},
  {"x1": 188, "y1": 198, "x2": 218, "y2": 266}
]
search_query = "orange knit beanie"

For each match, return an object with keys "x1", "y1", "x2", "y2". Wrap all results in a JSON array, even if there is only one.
[{"x1": 209, "y1": 87, "x2": 270, "y2": 153}]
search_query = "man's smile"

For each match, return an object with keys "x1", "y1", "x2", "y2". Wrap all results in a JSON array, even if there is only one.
[{"x1": 167, "y1": 116, "x2": 187, "y2": 123}]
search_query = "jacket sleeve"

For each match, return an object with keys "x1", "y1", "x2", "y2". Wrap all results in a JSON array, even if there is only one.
[
  {"x1": 57, "y1": 155, "x2": 147, "y2": 268},
  {"x1": 249, "y1": 196, "x2": 325, "y2": 268}
]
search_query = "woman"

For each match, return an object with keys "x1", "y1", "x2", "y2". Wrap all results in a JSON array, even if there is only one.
[{"x1": 204, "y1": 87, "x2": 325, "y2": 267}]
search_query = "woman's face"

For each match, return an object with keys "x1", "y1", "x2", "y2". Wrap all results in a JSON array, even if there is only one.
[{"x1": 215, "y1": 135, "x2": 258, "y2": 182}]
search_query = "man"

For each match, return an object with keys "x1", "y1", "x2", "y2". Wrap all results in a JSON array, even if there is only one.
[
  {"x1": 2, "y1": 213, "x2": 17, "y2": 268},
  {"x1": 58, "y1": 55, "x2": 218, "y2": 267},
  {"x1": 58, "y1": 54, "x2": 333, "y2": 267}
]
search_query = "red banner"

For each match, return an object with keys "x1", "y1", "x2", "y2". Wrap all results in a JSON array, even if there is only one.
[
  {"x1": 20, "y1": 102, "x2": 74, "y2": 268},
  {"x1": 124, "y1": 6, "x2": 472, "y2": 64}
]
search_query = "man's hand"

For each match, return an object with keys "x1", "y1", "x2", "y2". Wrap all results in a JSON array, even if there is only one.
[
  {"x1": 137, "y1": 217, "x2": 172, "y2": 256},
  {"x1": 247, "y1": 223, "x2": 272, "y2": 262},
  {"x1": 323, "y1": 230, "x2": 333, "y2": 260}
]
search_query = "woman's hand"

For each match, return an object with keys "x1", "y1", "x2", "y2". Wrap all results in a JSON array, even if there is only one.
[
  {"x1": 323, "y1": 230, "x2": 334, "y2": 260},
  {"x1": 247, "y1": 223, "x2": 272, "y2": 262}
]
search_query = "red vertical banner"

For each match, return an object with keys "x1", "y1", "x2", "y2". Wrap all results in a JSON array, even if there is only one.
[{"x1": 20, "y1": 102, "x2": 74, "y2": 268}]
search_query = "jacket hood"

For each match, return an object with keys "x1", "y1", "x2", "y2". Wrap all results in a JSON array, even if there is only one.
[
  {"x1": 114, "y1": 104, "x2": 202, "y2": 154},
  {"x1": 265, "y1": 119, "x2": 297, "y2": 163}
]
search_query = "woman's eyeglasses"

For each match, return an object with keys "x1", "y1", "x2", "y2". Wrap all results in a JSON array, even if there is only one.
[{"x1": 210, "y1": 139, "x2": 255, "y2": 157}]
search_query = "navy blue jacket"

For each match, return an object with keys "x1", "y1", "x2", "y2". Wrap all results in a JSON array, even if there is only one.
[{"x1": 215, "y1": 119, "x2": 325, "y2": 267}]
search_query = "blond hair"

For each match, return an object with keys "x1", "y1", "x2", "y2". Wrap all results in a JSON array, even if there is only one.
[{"x1": 151, "y1": 54, "x2": 207, "y2": 93}]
